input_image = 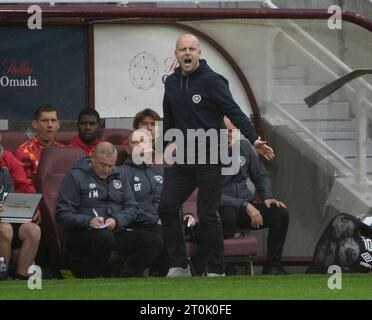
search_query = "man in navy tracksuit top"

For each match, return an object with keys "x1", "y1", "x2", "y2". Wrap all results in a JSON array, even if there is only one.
[
  {"x1": 119, "y1": 151, "x2": 164, "y2": 226},
  {"x1": 159, "y1": 34, "x2": 275, "y2": 276},
  {"x1": 56, "y1": 142, "x2": 163, "y2": 278},
  {"x1": 119, "y1": 135, "x2": 168, "y2": 276},
  {"x1": 207, "y1": 118, "x2": 289, "y2": 275}
]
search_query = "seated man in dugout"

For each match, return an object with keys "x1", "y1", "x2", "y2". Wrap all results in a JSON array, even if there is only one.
[
  {"x1": 0, "y1": 134, "x2": 36, "y2": 194},
  {"x1": 68, "y1": 108, "x2": 102, "y2": 156},
  {"x1": 0, "y1": 137, "x2": 40, "y2": 225},
  {"x1": 119, "y1": 131, "x2": 197, "y2": 276},
  {"x1": 131, "y1": 108, "x2": 161, "y2": 147},
  {"x1": 0, "y1": 164, "x2": 41, "y2": 280},
  {"x1": 119, "y1": 132, "x2": 168, "y2": 276},
  {"x1": 16, "y1": 104, "x2": 64, "y2": 188},
  {"x1": 121, "y1": 108, "x2": 161, "y2": 159},
  {"x1": 56, "y1": 141, "x2": 163, "y2": 278},
  {"x1": 207, "y1": 117, "x2": 289, "y2": 276}
]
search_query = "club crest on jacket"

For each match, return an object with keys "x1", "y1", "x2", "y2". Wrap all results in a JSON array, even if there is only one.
[
  {"x1": 113, "y1": 180, "x2": 122, "y2": 189},
  {"x1": 192, "y1": 94, "x2": 201, "y2": 104}
]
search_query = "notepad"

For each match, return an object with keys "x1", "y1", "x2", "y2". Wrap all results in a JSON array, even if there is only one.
[{"x1": 0, "y1": 193, "x2": 42, "y2": 223}]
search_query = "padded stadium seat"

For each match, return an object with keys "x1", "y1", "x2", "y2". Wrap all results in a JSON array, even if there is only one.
[
  {"x1": 184, "y1": 190, "x2": 258, "y2": 275},
  {"x1": 115, "y1": 144, "x2": 130, "y2": 166},
  {"x1": 35, "y1": 146, "x2": 86, "y2": 263},
  {"x1": 101, "y1": 128, "x2": 132, "y2": 145},
  {"x1": 0, "y1": 130, "x2": 29, "y2": 154},
  {"x1": 55, "y1": 130, "x2": 78, "y2": 145}
]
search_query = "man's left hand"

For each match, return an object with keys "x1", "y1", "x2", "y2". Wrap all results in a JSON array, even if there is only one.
[
  {"x1": 32, "y1": 208, "x2": 42, "y2": 224},
  {"x1": 264, "y1": 198, "x2": 287, "y2": 208},
  {"x1": 105, "y1": 218, "x2": 117, "y2": 230},
  {"x1": 254, "y1": 138, "x2": 275, "y2": 161}
]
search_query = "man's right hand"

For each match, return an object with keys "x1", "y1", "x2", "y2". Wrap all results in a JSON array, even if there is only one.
[
  {"x1": 89, "y1": 216, "x2": 104, "y2": 229},
  {"x1": 245, "y1": 203, "x2": 263, "y2": 229}
]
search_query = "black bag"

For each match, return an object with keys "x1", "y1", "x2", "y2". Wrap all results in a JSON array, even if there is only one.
[{"x1": 307, "y1": 213, "x2": 372, "y2": 273}]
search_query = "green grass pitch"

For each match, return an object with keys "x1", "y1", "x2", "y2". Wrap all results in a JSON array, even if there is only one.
[{"x1": 0, "y1": 274, "x2": 371, "y2": 300}]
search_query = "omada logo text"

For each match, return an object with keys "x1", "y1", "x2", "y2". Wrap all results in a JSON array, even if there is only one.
[{"x1": 1, "y1": 59, "x2": 38, "y2": 87}]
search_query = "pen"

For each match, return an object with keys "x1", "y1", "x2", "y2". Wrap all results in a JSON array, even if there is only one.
[
  {"x1": 92, "y1": 208, "x2": 108, "y2": 229},
  {"x1": 93, "y1": 208, "x2": 99, "y2": 217}
]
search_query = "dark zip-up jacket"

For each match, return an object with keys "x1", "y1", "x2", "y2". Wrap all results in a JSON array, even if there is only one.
[
  {"x1": 220, "y1": 139, "x2": 273, "y2": 212},
  {"x1": 56, "y1": 156, "x2": 138, "y2": 232},
  {"x1": 163, "y1": 59, "x2": 259, "y2": 147},
  {"x1": 118, "y1": 157, "x2": 164, "y2": 224}
]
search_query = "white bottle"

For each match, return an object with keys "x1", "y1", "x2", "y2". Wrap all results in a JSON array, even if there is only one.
[{"x1": 0, "y1": 257, "x2": 7, "y2": 278}]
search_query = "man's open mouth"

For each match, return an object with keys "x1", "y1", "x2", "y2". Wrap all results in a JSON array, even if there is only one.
[{"x1": 184, "y1": 58, "x2": 192, "y2": 65}]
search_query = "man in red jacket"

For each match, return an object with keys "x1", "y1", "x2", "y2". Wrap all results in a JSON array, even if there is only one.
[
  {"x1": 0, "y1": 144, "x2": 41, "y2": 280},
  {"x1": 16, "y1": 104, "x2": 64, "y2": 187},
  {"x1": 68, "y1": 109, "x2": 102, "y2": 156},
  {"x1": 0, "y1": 137, "x2": 35, "y2": 193},
  {"x1": 1, "y1": 136, "x2": 41, "y2": 224}
]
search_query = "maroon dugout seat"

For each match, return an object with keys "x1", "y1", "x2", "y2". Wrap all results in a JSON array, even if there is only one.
[
  {"x1": 55, "y1": 130, "x2": 78, "y2": 145},
  {"x1": 101, "y1": 128, "x2": 132, "y2": 145},
  {"x1": 115, "y1": 144, "x2": 130, "y2": 166},
  {"x1": 0, "y1": 130, "x2": 29, "y2": 154},
  {"x1": 184, "y1": 190, "x2": 258, "y2": 275},
  {"x1": 35, "y1": 146, "x2": 85, "y2": 262}
]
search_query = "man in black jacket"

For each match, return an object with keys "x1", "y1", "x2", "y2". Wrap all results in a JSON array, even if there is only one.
[
  {"x1": 56, "y1": 142, "x2": 163, "y2": 277},
  {"x1": 159, "y1": 33, "x2": 275, "y2": 277},
  {"x1": 208, "y1": 117, "x2": 289, "y2": 275}
]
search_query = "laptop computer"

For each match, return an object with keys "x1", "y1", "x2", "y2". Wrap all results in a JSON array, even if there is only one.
[{"x1": 0, "y1": 193, "x2": 42, "y2": 223}]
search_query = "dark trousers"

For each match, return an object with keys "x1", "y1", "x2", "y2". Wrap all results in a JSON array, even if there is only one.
[
  {"x1": 134, "y1": 223, "x2": 169, "y2": 277},
  {"x1": 64, "y1": 229, "x2": 115, "y2": 278},
  {"x1": 64, "y1": 227, "x2": 163, "y2": 278},
  {"x1": 158, "y1": 164, "x2": 224, "y2": 275},
  {"x1": 114, "y1": 227, "x2": 163, "y2": 277},
  {"x1": 208, "y1": 204, "x2": 289, "y2": 272}
]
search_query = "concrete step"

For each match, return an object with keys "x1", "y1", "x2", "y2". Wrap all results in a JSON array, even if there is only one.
[
  {"x1": 281, "y1": 102, "x2": 350, "y2": 120},
  {"x1": 273, "y1": 66, "x2": 305, "y2": 79},
  {"x1": 346, "y1": 157, "x2": 372, "y2": 174},
  {"x1": 272, "y1": 78, "x2": 305, "y2": 85},
  {"x1": 240, "y1": 50, "x2": 289, "y2": 70},
  {"x1": 245, "y1": 66, "x2": 305, "y2": 80},
  {"x1": 301, "y1": 119, "x2": 355, "y2": 132},
  {"x1": 296, "y1": 131, "x2": 356, "y2": 141},
  {"x1": 272, "y1": 85, "x2": 339, "y2": 104},
  {"x1": 325, "y1": 139, "x2": 372, "y2": 157}
]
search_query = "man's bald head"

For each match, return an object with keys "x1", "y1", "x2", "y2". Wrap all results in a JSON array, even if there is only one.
[
  {"x1": 93, "y1": 141, "x2": 117, "y2": 159},
  {"x1": 175, "y1": 33, "x2": 201, "y2": 76},
  {"x1": 175, "y1": 33, "x2": 200, "y2": 50}
]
